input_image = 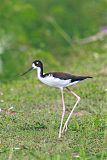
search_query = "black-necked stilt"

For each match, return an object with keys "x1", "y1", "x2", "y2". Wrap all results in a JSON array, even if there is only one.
[{"x1": 20, "y1": 60, "x2": 92, "y2": 138}]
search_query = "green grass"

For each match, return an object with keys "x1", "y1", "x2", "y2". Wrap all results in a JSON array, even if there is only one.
[{"x1": 0, "y1": 44, "x2": 107, "y2": 159}]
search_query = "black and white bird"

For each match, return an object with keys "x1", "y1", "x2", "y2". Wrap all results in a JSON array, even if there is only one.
[{"x1": 20, "y1": 60, "x2": 92, "y2": 138}]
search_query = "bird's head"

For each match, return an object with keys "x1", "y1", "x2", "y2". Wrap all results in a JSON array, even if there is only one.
[
  {"x1": 19, "y1": 60, "x2": 43, "y2": 76},
  {"x1": 32, "y1": 60, "x2": 43, "y2": 69}
]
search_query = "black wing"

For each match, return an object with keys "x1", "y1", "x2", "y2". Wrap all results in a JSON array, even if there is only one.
[
  {"x1": 43, "y1": 72, "x2": 92, "y2": 81},
  {"x1": 70, "y1": 75, "x2": 92, "y2": 82}
]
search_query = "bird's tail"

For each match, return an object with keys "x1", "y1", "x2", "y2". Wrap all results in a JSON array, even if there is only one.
[
  {"x1": 85, "y1": 76, "x2": 93, "y2": 78},
  {"x1": 71, "y1": 75, "x2": 93, "y2": 83}
]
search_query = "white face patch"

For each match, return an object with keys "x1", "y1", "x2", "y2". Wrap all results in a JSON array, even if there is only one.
[{"x1": 32, "y1": 63, "x2": 37, "y2": 69}]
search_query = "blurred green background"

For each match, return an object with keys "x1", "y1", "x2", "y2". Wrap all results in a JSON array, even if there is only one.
[{"x1": 0, "y1": 0, "x2": 107, "y2": 81}]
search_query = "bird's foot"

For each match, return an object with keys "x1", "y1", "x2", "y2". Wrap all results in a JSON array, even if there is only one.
[
  {"x1": 62, "y1": 124, "x2": 68, "y2": 134},
  {"x1": 58, "y1": 132, "x2": 61, "y2": 138},
  {"x1": 58, "y1": 124, "x2": 68, "y2": 138}
]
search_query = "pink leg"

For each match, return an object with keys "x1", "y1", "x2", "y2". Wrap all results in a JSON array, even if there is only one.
[
  {"x1": 62, "y1": 87, "x2": 80, "y2": 133},
  {"x1": 58, "y1": 88, "x2": 65, "y2": 138}
]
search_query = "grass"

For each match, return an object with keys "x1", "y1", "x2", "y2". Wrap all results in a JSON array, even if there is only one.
[{"x1": 0, "y1": 43, "x2": 107, "y2": 159}]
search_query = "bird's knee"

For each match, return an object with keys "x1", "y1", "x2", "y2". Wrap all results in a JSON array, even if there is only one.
[{"x1": 78, "y1": 96, "x2": 81, "y2": 102}]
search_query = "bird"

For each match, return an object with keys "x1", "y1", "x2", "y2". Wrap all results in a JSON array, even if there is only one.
[{"x1": 20, "y1": 60, "x2": 92, "y2": 138}]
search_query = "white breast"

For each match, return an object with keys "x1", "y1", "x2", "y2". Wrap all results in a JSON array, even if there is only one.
[
  {"x1": 36, "y1": 68, "x2": 79, "y2": 88},
  {"x1": 39, "y1": 76, "x2": 71, "y2": 88}
]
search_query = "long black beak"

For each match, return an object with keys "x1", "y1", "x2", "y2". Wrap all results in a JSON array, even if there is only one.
[{"x1": 19, "y1": 67, "x2": 33, "y2": 76}]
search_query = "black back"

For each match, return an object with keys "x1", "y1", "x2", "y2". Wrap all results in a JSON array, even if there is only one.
[{"x1": 43, "y1": 72, "x2": 92, "y2": 82}]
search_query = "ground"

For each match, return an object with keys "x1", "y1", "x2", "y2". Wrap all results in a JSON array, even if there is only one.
[{"x1": 0, "y1": 43, "x2": 107, "y2": 159}]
